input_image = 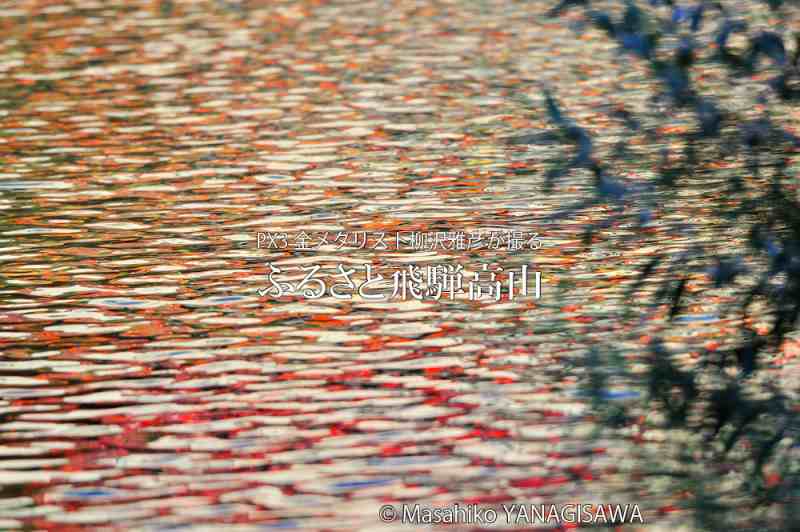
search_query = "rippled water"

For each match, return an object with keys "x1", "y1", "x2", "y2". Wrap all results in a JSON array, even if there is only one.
[{"x1": 0, "y1": 1, "x2": 798, "y2": 530}]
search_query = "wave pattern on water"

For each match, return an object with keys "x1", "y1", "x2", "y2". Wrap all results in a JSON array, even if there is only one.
[{"x1": 1, "y1": 0, "x2": 798, "y2": 530}]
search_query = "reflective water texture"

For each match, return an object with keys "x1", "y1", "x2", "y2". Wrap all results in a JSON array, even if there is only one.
[{"x1": 0, "y1": 1, "x2": 797, "y2": 530}]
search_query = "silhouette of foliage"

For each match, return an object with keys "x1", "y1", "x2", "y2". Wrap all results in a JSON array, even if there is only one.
[{"x1": 545, "y1": 0, "x2": 800, "y2": 529}]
